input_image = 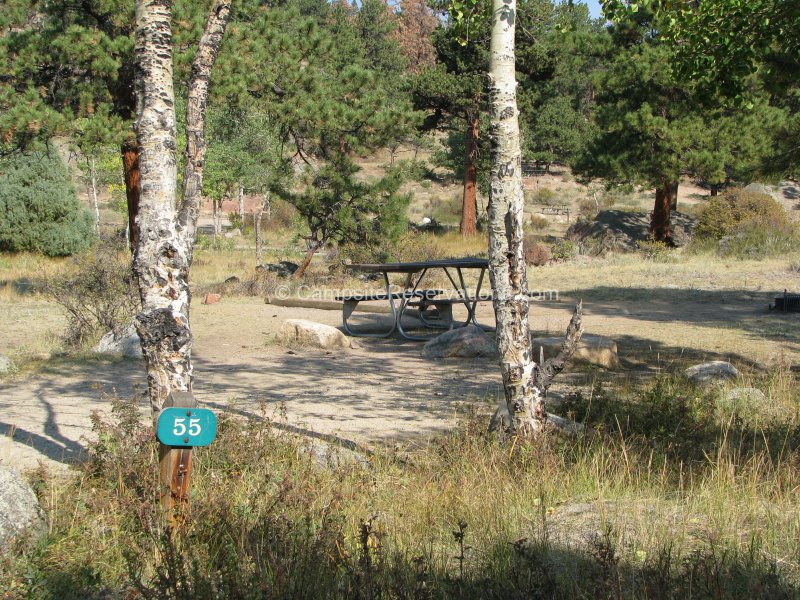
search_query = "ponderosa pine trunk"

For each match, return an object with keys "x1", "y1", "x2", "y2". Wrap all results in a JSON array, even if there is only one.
[
  {"x1": 486, "y1": 0, "x2": 541, "y2": 435},
  {"x1": 460, "y1": 115, "x2": 479, "y2": 236},
  {"x1": 650, "y1": 179, "x2": 677, "y2": 243},
  {"x1": 294, "y1": 240, "x2": 320, "y2": 279},
  {"x1": 122, "y1": 139, "x2": 141, "y2": 251},
  {"x1": 668, "y1": 179, "x2": 678, "y2": 211},
  {"x1": 133, "y1": 0, "x2": 231, "y2": 419}
]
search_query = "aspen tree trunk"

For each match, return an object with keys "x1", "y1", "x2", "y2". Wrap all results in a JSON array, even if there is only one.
[
  {"x1": 88, "y1": 155, "x2": 100, "y2": 232},
  {"x1": 460, "y1": 115, "x2": 479, "y2": 236},
  {"x1": 486, "y1": 0, "x2": 542, "y2": 436},
  {"x1": 238, "y1": 183, "x2": 245, "y2": 232},
  {"x1": 133, "y1": 0, "x2": 186, "y2": 419},
  {"x1": 133, "y1": 0, "x2": 231, "y2": 419},
  {"x1": 255, "y1": 190, "x2": 270, "y2": 265},
  {"x1": 255, "y1": 204, "x2": 264, "y2": 265},
  {"x1": 212, "y1": 198, "x2": 221, "y2": 236},
  {"x1": 178, "y1": 0, "x2": 232, "y2": 259}
]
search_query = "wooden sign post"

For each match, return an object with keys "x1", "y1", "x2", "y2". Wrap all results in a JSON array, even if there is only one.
[{"x1": 157, "y1": 391, "x2": 217, "y2": 529}]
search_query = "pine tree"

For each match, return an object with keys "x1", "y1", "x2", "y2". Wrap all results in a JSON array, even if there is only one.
[
  {"x1": 574, "y1": 11, "x2": 782, "y2": 242},
  {"x1": 0, "y1": 152, "x2": 95, "y2": 256},
  {"x1": 411, "y1": 23, "x2": 488, "y2": 235}
]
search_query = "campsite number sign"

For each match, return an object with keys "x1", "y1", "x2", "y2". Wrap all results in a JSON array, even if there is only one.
[{"x1": 157, "y1": 407, "x2": 217, "y2": 447}]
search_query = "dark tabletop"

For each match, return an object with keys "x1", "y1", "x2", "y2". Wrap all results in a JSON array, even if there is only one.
[{"x1": 349, "y1": 257, "x2": 488, "y2": 274}]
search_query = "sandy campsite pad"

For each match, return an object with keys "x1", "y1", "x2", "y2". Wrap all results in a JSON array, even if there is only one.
[{"x1": 1, "y1": 288, "x2": 797, "y2": 470}]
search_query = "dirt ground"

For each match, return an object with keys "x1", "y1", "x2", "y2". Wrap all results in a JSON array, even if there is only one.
[
  {"x1": 2, "y1": 276, "x2": 798, "y2": 471},
  {"x1": 2, "y1": 160, "x2": 798, "y2": 471}
]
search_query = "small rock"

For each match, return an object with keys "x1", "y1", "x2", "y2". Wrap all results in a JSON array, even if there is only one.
[
  {"x1": 224, "y1": 276, "x2": 241, "y2": 285},
  {"x1": 717, "y1": 387, "x2": 767, "y2": 421},
  {"x1": 278, "y1": 319, "x2": 355, "y2": 350},
  {"x1": 92, "y1": 323, "x2": 143, "y2": 359},
  {"x1": 0, "y1": 355, "x2": 14, "y2": 375},
  {"x1": 532, "y1": 334, "x2": 620, "y2": 369},
  {"x1": 422, "y1": 327, "x2": 499, "y2": 359},
  {"x1": 0, "y1": 467, "x2": 45, "y2": 550},
  {"x1": 684, "y1": 361, "x2": 739, "y2": 384},
  {"x1": 203, "y1": 293, "x2": 222, "y2": 305}
]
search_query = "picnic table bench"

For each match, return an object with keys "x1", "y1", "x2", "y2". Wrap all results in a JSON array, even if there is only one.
[
  {"x1": 335, "y1": 289, "x2": 443, "y2": 338},
  {"x1": 537, "y1": 204, "x2": 571, "y2": 221},
  {"x1": 344, "y1": 258, "x2": 491, "y2": 340}
]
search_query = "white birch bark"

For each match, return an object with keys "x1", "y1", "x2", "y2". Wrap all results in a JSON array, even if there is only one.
[
  {"x1": 486, "y1": 0, "x2": 542, "y2": 435},
  {"x1": 255, "y1": 203, "x2": 263, "y2": 265},
  {"x1": 255, "y1": 190, "x2": 269, "y2": 265},
  {"x1": 134, "y1": 0, "x2": 231, "y2": 419},
  {"x1": 178, "y1": 0, "x2": 232, "y2": 259},
  {"x1": 238, "y1": 182, "x2": 244, "y2": 231},
  {"x1": 213, "y1": 198, "x2": 221, "y2": 236},
  {"x1": 88, "y1": 156, "x2": 100, "y2": 232}
]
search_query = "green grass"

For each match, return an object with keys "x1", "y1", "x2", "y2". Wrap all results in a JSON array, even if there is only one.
[{"x1": 3, "y1": 367, "x2": 800, "y2": 599}]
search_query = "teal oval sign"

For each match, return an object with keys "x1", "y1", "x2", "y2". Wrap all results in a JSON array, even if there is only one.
[{"x1": 157, "y1": 407, "x2": 217, "y2": 447}]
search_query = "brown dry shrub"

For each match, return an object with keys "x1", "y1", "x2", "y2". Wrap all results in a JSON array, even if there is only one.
[
  {"x1": 525, "y1": 242, "x2": 551, "y2": 267},
  {"x1": 44, "y1": 241, "x2": 140, "y2": 348},
  {"x1": 529, "y1": 215, "x2": 550, "y2": 230}
]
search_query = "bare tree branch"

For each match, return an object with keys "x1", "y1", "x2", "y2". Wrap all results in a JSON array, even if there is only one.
[
  {"x1": 535, "y1": 302, "x2": 584, "y2": 392},
  {"x1": 178, "y1": 0, "x2": 233, "y2": 259}
]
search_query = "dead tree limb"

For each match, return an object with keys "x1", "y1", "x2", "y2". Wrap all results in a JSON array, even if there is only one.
[
  {"x1": 535, "y1": 301, "x2": 583, "y2": 392},
  {"x1": 489, "y1": 302, "x2": 584, "y2": 435}
]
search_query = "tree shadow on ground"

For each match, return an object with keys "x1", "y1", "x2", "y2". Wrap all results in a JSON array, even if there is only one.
[{"x1": 561, "y1": 286, "x2": 799, "y2": 355}]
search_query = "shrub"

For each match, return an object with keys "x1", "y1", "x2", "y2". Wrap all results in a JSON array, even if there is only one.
[
  {"x1": 340, "y1": 230, "x2": 444, "y2": 264},
  {"x1": 194, "y1": 233, "x2": 237, "y2": 252},
  {"x1": 695, "y1": 188, "x2": 793, "y2": 241},
  {"x1": 0, "y1": 153, "x2": 95, "y2": 256},
  {"x1": 524, "y1": 242, "x2": 551, "y2": 266},
  {"x1": 44, "y1": 240, "x2": 140, "y2": 347},
  {"x1": 717, "y1": 228, "x2": 798, "y2": 260},
  {"x1": 637, "y1": 238, "x2": 675, "y2": 262},
  {"x1": 529, "y1": 214, "x2": 550, "y2": 230},
  {"x1": 227, "y1": 211, "x2": 243, "y2": 232},
  {"x1": 530, "y1": 188, "x2": 558, "y2": 206},
  {"x1": 578, "y1": 198, "x2": 598, "y2": 219},
  {"x1": 550, "y1": 239, "x2": 576, "y2": 261},
  {"x1": 428, "y1": 194, "x2": 462, "y2": 225}
]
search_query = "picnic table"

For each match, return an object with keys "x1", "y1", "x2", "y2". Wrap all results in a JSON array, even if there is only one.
[{"x1": 338, "y1": 258, "x2": 491, "y2": 341}]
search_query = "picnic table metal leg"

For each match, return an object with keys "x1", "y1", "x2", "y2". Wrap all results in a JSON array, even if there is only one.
[
  {"x1": 470, "y1": 268, "x2": 487, "y2": 327},
  {"x1": 340, "y1": 273, "x2": 398, "y2": 338},
  {"x1": 396, "y1": 268, "x2": 440, "y2": 341}
]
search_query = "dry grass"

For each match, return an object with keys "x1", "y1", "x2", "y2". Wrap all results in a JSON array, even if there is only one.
[
  {"x1": 529, "y1": 250, "x2": 800, "y2": 295},
  {"x1": 0, "y1": 253, "x2": 68, "y2": 303},
  {"x1": 4, "y1": 368, "x2": 800, "y2": 597}
]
